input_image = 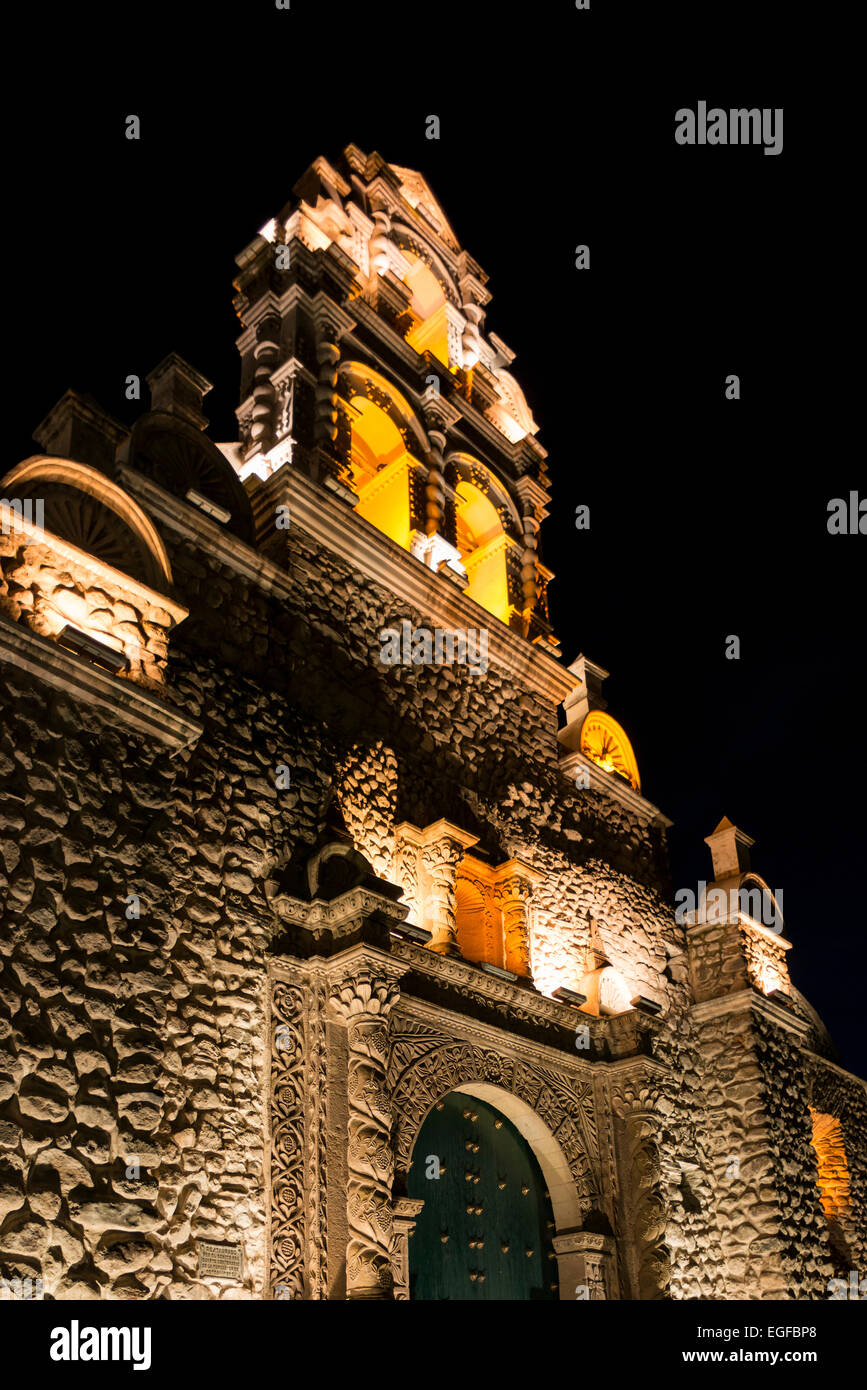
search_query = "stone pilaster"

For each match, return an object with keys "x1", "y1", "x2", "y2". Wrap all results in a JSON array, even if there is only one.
[
  {"x1": 554, "y1": 1230, "x2": 617, "y2": 1300},
  {"x1": 491, "y1": 859, "x2": 542, "y2": 978},
  {"x1": 419, "y1": 822, "x2": 478, "y2": 956},
  {"x1": 392, "y1": 1197, "x2": 425, "y2": 1300},
  {"x1": 329, "y1": 954, "x2": 404, "y2": 1299},
  {"x1": 609, "y1": 1068, "x2": 671, "y2": 1300}
]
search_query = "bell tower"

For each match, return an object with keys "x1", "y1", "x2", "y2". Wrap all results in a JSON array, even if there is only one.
[{"x1": 227, "y1": 145, "x2": 558, "y2": 650}]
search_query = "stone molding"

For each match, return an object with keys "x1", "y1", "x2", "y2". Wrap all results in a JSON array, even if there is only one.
[
  {"x1": 690, "y1": 987, "x2": 813, "y2": 1042},
  {"x1": 559, "y1": 747, "x2": 672, "y2": 827},
  {"x1": 0, "y1": 614, "x2": 203, "y2": 752},
  {"x1": 263, "y1": 466, "x2": 574, "y2": 704},
  {"x1": 117, "y1": 464, "x2": 294, "y2": 600}
]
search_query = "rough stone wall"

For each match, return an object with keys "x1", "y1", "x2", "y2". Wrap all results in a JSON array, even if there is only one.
[
  {"x1": 1, "y1": 498, "x2": 860, "y2": 1300},
  {"x1": 689, "y1": 1006, "x2": 794, "y2": 1298},
  {"x1": 751, "y1": 1013, "x2": 838, "y2": 1297},
  {"x1": 808, "y1": 1060, "x2": 867, "y2": 1272},
  {"x1": 0, "y1": 535, "x2": 174, "y2": 689}
]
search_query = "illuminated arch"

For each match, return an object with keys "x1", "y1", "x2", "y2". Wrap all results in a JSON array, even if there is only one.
[
  {"x1": 447, "y1": 454, "x2": 522, "y2": 625},
  {"x1": 737, "y1": 872, "x2": 785, "y2": 932},
  {"x1": 400, "y1": 250, "x2": 450, "y2": 365},
  {"x1": 391, "y1": 224, "x2": 460, "y2": 306},
  {"x1": 579, "y1": 711, "x2": 641, "y2": 792},
  {"x1": 338, "y1": 362, "x2": 428, "y2": 452},
  {"x1": 337, "y1": 363, "x2": 429, "y2": 552},
  {"x1": 1, "y1": 456, "x2": 173, "y2": 591}
]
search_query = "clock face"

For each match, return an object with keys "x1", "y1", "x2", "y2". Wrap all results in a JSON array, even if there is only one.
[{"x1": 579, "y1": 712, "x2": 641, "y2": 792}]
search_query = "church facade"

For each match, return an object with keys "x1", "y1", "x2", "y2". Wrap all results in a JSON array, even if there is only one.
[{"x1": 0, "y1": 144, "x2": 864, "y2": 1301}]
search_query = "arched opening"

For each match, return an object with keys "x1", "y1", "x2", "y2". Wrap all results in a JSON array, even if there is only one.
[
  {"x1": 808, "y1": 1108, "x2": 853, "y2": 1275},
  {"x1": 348, "y1": 396, "x2": 418, "y2": 550},
  {"x1": 407, "y1": 1090, "x2": 559, "y2": 1300},
  {"x1": 737, "y1": 873, "x2": 784, "y2": 934},
  {"x1": 402, "y1": 252, "x2": 450, "y2": 366},
  {"x1": 125, "y1": 411, "x2": 256, "y2": 544},
  {"x1": 454, "y1": 480, "x2": 510, "y2": 623}
]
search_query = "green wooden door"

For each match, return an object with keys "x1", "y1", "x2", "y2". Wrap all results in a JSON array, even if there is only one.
[{"x1": 407, "y1": 1091, "x2": 558, "y2": 1300}]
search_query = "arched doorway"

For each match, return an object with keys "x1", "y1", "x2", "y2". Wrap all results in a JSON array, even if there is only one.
[{"x1": 407, "y1": 1090, "x2": 558, "y2": 1300}]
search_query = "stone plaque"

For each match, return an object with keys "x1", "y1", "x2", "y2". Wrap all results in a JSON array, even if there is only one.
[{"x1": 197, "y1": 1241, "x2": 243, "y2": 1280}]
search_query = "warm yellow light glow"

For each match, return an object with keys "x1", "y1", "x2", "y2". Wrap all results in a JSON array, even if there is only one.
[
  {"x1": 403, "y1": 255, "x2": 450, "y2": 366},
  {"x1": 809, "y1": 1108, "x2": 853, "y2": 1259},
  {"x1": 350, "y1": 396, "x2": 415, "y2": 551},
  {"x1": 579, "y1": 711, "x2": 641, "y2": 792},
  {"x1": 455, "y1": 873, "x2": 504, "y2": 969},
  {"x1": 455, "y1": 481, "x2": 510, "y2": 624}
]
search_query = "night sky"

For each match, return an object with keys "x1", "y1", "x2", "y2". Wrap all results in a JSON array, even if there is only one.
[{"x1": 8, "y1": 6, "x2": 863, "y2": 1075}]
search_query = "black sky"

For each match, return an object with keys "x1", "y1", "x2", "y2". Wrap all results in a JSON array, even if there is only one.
[{"x1": 7, "y1": 4, "x2": 863, "y2": 1074}]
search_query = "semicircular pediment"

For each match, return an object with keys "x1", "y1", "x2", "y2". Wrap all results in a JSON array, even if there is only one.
[{"x1": 126, "y1": 412, "x2": 255, "y2": 544}]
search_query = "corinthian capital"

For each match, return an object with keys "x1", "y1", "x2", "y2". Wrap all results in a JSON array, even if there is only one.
[{"x1": 330, "y1": 965, "x2": 402, "y2": 1025}]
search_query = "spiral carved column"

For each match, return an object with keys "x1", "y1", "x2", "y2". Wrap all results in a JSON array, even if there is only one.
[
  {"x1": 520, "y1": 508, "x2": 540, "y2": 626},
  {"x1": 248, "y1": 316, "x2": 281, "y2": 458},
  {"x1": 315, "y1": 337, "x2": 340, "y2": 448},
  {"x1": 424, "y1": 428, "x2": 446, "y2": 537},
  {"x1": 330, "y1": 965, "x2": 402, "y2": 1299}
]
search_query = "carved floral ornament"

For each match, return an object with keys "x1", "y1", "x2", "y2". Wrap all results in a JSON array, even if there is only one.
[{"x1": 329, "y1": 968, "x2": 402, "y2": 1023}]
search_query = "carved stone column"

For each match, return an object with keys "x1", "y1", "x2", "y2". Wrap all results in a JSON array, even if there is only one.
[
  {"x1": 368, "y1": 210, "x2": 392, "y2": 277},
  {"x1": 422, "y1": 825, "x2": 478, "y2": 956},
  {"x1": 515, "y1": 475, "x2": 552, "y2": 642},
  {"x1": 553, "y1": 1230, "x2": 616, "y2": 1300},
  {"x1": 520, "y1": 506, "x2": 540, "y2": 624},
  {"x1": 424, "y1": 428, "x2": 446, "y2": 537},
  {"x1": 392, "y1": 829, "x2": 422, "y2": 927},
  {"x1": 492, "y1": 859, "x2": 542, "y2": 978},
  {"x1": 248, "y1": 315, "x2": 281, "y2": 460},
  {"x1": 610, "y1": 1071, "x2": 671, "y2": 1300},
  {"x1": 315, "y1": 337, "x2": 340, "y2": 450},
  {"x1": 421, "y1": 838, "x2": 465, "y2": 956},
  {"x1": 330, "y1": 956, "x2": 404, "y2": 1300},
  {"x1": 395, "y1": 820, "x2": 478, "y2": 956},
  {"x1": 392, "y1": 1197, "x2": 425, "y2": 1300}
]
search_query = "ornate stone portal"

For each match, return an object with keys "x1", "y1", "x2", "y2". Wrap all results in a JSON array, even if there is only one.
[{"x1": 0, "y1": 144, "x2": 863, "y2": 1304}]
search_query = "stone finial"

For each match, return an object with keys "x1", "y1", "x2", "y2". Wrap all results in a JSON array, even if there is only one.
[
  {"x1": 146, "y1": 353, "x2": 213, "y2": 430},
  {"x1": 557, "y1": 653, "x2": 609, "y2": 751},
  {"x1": 32, "y1": 390, "x2": 128, "y2": 473},
  {"x1": 704, "y1": 816, "x2": 754, "y2": 883}
]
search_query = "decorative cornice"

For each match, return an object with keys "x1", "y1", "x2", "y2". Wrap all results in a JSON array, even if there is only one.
[
  {"x1": 259, "y1": 467, "x2": 573, "y2": 704},
  {"x1": 0, "y1": 615, "x2": 203, "y2": 752},
  {"x1": 269, "y1": 881, "x2": 409, "y2": 936},
  {"x1": 690, "y1": 987, "x2": 813, "y2": 1041},
  {"x1": 117, "y1": 465, "x2": 294, "y2": 600},
  {"x1": 388, "y1": 934, "x2": 601, "y2": 1041},
  {"x1": 560, "y1": 748, "x2": 672, "y2": 828},
  {"x1": 395, "y1": 992, "x2": 600, "y2": 1084}
]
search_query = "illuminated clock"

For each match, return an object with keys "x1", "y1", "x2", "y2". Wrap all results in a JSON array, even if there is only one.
[{"x1": 579, "y1": 711, "x2": 641, "y2": 792}]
